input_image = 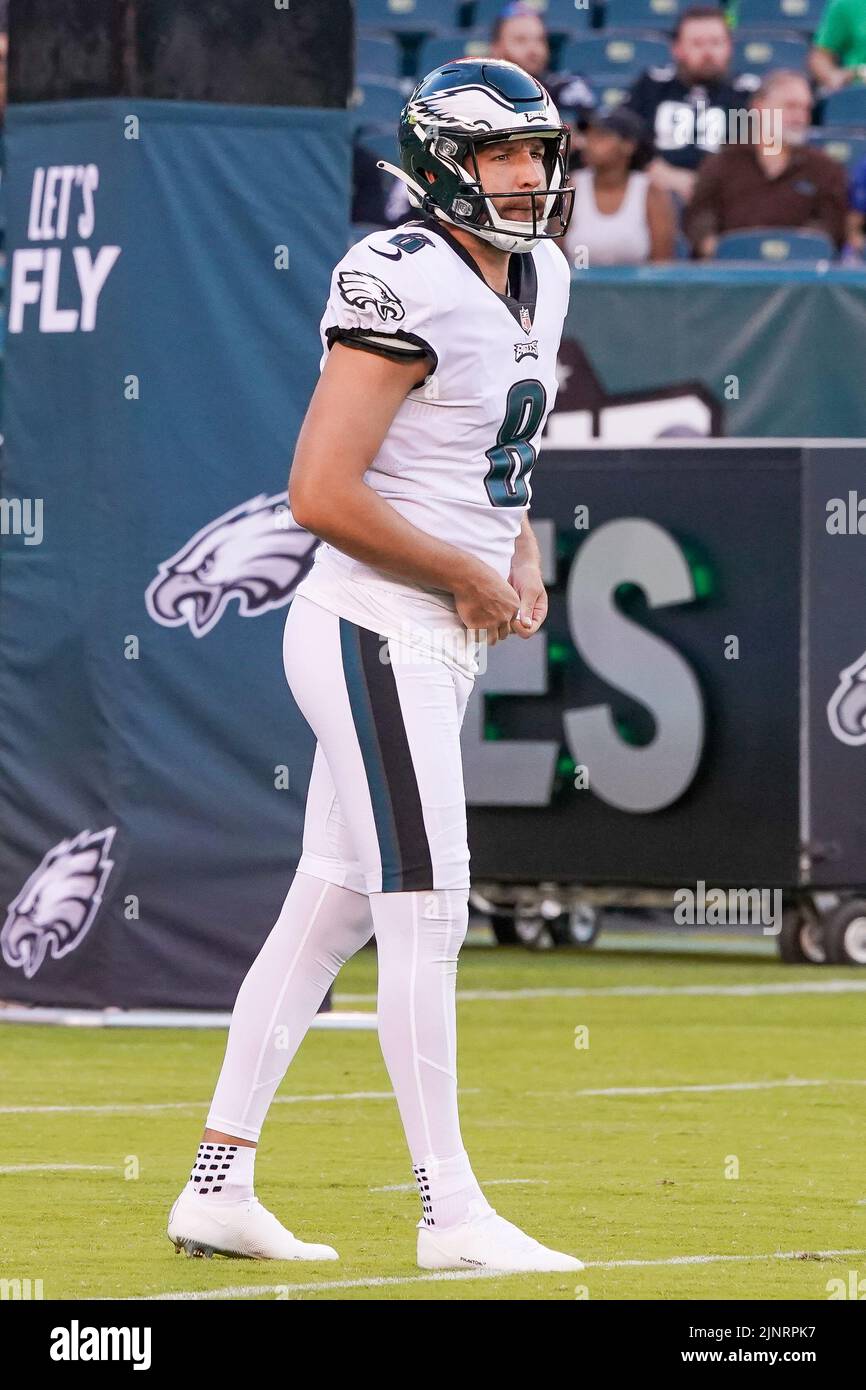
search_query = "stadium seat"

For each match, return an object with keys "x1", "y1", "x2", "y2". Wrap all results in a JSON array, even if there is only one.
[
  {"x1": 471, "y1": 0, "x2": 592, "y2": 34},
  {"x1": 356, "y1": 0, "x2": 459, "y2": 30},
  {"x1": 355, "y1": 122, "x2": 401, "y2": 166},
  {"x1": 713, "y1": 228, "x2": 835, "y2": 262},
  {"x1": 416, "y1": 31, "x2": 492, "y2": 73},
  {"x1": 357, "y1": 32, "x2": 403, "y2": 80},
  {"x1": 349, "y1": 77, "x2": 407, "y2": 128},
  {"x1": 734, "y1": 0, "x2": 824, "y2": 32},
  {"x1": 733, "y1": 28, "x2": 809, "y2": 78},
  {"x1": 584, "y1": 73, "x2": 636, "y2": 106},
  {"x1": 808, "y1": 127, "x2": 866, "y2": 173},
  {"x1": 601, "y1": 0, "x2": 682, "y2": 33},
  {"x1": 823, "y1": 86, "x2": 866, "y2": 128},
  {"x1": 561, "y1": 32, "x2": 669, "y2": 77}
]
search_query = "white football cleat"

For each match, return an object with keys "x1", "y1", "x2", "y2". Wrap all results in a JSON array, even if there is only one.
[
  {"x1": 167, "y1": 1189, "x2": 339, "y2": 1261},
  {"x1": 417, "y1": 1198, "x2": 583, "y2": 1273}
]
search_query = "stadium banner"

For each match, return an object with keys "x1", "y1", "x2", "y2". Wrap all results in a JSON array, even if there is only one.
[
  {"x1": 805, "y1": 447, "x2": 866, "y2": 887},
  {"x1": 464, "y1": 444, "x2": 866, "y2": 893},
  {"x1": 555, "y1": 268, "x2": 866, "y2": 442},
  {"x1": 0, "y1": 99, "x2": 349, "y2": 1008}
]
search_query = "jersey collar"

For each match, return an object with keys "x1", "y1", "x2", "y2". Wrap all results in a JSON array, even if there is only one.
[{"x1": 411, "y1": 215, "x2": 538, "y2": 334}]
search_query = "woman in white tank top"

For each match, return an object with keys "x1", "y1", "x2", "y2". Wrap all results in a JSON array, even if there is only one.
[{"x1": 561, "y1": 107, "x2": 676, "y2": 267}]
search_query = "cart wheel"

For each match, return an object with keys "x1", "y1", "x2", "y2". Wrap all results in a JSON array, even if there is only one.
[
  {"x1": 822, "y1": 899, "x2": 866, "y2": 966},
  {"x1": 777, "y1": 904, "x2": 826, "y2": 964},
  {"x1": 549, "y1": 903, "x2": 601, "y2": 948},
  {"x1": 489, "y1": 911, "x2": 519, "y2": 945},
  {"x1": 513, "y1": 912, "x2": 552, "y2": 950}
]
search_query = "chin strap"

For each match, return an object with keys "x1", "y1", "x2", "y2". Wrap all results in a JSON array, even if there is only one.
[
  {"x1": 376, "y1": 160, "x2": 443, "y2": 219},
  {"x1": 376, "y1": 159, "x2": 542, "y2": 253}
]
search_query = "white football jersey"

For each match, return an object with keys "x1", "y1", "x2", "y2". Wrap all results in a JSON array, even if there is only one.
[{"x1": 293, "y1": 215, "x2": 570, "y2": 675}]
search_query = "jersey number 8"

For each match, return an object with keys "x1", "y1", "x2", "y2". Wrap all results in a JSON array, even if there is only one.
[{"x1": 483, "y1": 379, "x2": 547, "y2": 509}]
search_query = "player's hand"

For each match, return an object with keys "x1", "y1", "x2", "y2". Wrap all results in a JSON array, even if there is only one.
[
  {"x1": 507, "y1": 562, "x2": 548, "y2": 638},
  {"x1": 452, "y1": 562, "x2": 521, "y2": 647}
]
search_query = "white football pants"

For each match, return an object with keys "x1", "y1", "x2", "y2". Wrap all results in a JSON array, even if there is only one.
[{"x1": 206, "y1": 594, "x2": 477, "y2": 1177}]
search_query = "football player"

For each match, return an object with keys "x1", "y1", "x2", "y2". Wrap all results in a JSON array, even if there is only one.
[{"x1": 168, "y1": 58, "x2": 583, "y2": 1275}]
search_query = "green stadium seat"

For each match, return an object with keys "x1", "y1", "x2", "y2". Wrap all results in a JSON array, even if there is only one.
[
  {"x1": 471, "y1": 0, "x2": 592, "y2": 34},
  {"x1": 734, "y1": 0, "x2": 824, "y2": 33},
  {"x1": 561, "y1": 32, "x2": 669, "y2": 76},
  {"x1": 356, "y1": 0, "x2": 460, "y2": 31},
  {"x1": 823, "y1": 87, "x2": 866, "y2": 128},
  {"x1": 714, "y1": 228, "x2": 835, "y2": 262},
  {"x1": 733, "y1": 28, "x2": 809, "y2": 78},
  {"x1": 357, "y1": 32, "x2": 403, "y2": 80},
  {"x1": 349, "y1": 77, "x2": 407, "y2": 128},
  {"x1": 584, "y1": 72, "x2": 636, "y2": 105},
  {"x1": 416, "y1": 31, "x2": 492, "y2": 73},
  {"x1": 602, "y1": 0, "x2": 682, "y2": 33},
  {"x1": 355, "y1": 122, "x2": 401, "y2": 166},
  {"x1": 808, "y1": 127, "x2": 866, "y2": 172}
]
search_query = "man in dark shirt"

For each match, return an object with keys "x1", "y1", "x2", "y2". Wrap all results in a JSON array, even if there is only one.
[
  {"x1": 684, "y1": 70, "x2": 848, "y2": 254},
  {"x1": 625, "y1": 5, "x2": 756, "y2": 202}
]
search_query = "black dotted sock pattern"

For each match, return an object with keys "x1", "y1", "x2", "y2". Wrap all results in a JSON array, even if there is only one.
[{"x1": 189, "y1": 1141, "x2": 238, "y2": 1196}]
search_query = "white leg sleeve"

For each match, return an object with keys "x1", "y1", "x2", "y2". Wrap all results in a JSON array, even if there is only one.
[
  {"x1": 206, "y1": 871, "x2": 374, "y2": 1142},
  {"x1": 372, "y1": 886, "x2": 469, "y2": 1163}
]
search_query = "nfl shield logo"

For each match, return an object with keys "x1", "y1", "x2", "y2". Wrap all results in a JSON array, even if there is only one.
[{"x1": 520, "y1": 306, "x2": 531, "y2": 334}]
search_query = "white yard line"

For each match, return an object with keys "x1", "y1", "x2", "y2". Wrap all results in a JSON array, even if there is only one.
[
  {"x1": 531, "y1": 1078, "x2": 866, "y2": 1099},
  {"x1": 0, "y1": 1088, "x2": 479, "y2": 1118},
  {"x1": 337, "y1": 980, "x2": 866, "y2": 1003},
  {"x1": 0, "y1": 1163, "x2": 115, "y2": 1174},
  {"x1": 370, "y1": 1177, "x2": 550, "y2": 1193},
  {"x1": 132, "y1": 1248, "x2": 866, "y2": 1300}
]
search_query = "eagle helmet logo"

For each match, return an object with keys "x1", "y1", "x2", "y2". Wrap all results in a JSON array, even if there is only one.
[
  {"x1": 145, "y1": 494, "x2": 319, "y2": 638},
  {"x1": 1, "y1": 828, "x2": 117, "y2": 979},
  {"x1": 828, "y1": 648, "x2": 866, "y2": 745},
  {"x1": 337, "y1": 270, "x2": 405, "y2": 324}
]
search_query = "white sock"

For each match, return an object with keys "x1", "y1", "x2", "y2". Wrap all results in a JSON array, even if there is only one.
[
  {"x1": 372, "y1": 888, "x2": 487, "y2": 1229},
  {"x1": 413, "y1": 1149, "x2": 489, "y2": 1230},
  {"x1": 186, "y1": 1141, "x2": 256, "y2": 1203}
]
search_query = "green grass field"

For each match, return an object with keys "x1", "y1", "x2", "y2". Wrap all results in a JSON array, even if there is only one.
[{"x1": 2, "y1": 936, "x2": 865, "y2": 1301}]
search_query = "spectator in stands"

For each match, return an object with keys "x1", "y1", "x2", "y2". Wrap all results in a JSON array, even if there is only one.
[
  {"x1": 810, "y1": 0, "x2": 866, "y2": 92},
  {"x1": 684, "y1": 70, "x2": 848, "y2": 255},
  {"x1": 488, "y1": 1, "x2": 597, "y2": 128},
  {"x1": 845, "y1": 151, "x2": 866, "y2": 255},
  {"x1": 560, "y1": 108, "x2": 676, "y2": 264},
  {"x1": 625, "y1": 5, "x2": 755, "y2": 202}
]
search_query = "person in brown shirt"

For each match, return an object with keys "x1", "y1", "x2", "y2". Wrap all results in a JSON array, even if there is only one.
[{"x1": 684, "y1": 70, "x2": 848, "y2": 256}]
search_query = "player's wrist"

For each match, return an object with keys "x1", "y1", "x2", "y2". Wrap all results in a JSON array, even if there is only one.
[{"x1": 448, "y1": 552, "x2": 488, "y2": 598}]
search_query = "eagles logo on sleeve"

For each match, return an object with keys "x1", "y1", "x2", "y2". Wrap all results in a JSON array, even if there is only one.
[
  {"x1": 1, "y1": 828, "x2": 117, "y2": 979},
  {"x1": 337, "y1": 270, "x2": 405, "y2": 324}
]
